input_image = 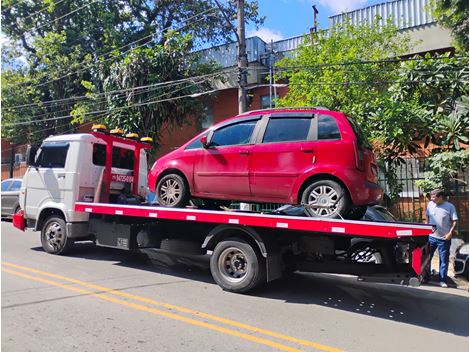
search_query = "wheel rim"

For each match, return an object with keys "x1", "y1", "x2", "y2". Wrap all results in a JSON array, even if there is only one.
[
  {"x1": 218, "y1": 247, "x2": 249, "y2": 283},
  {"x1": 159, "y1": 179, "x2": 182, "y2": 206},
  {"x1": 45, "y1": 221, "x2": 65, "y2": 250},
  {"x1": 307, "y1": 185, "x2": 340, "y2": 216}
]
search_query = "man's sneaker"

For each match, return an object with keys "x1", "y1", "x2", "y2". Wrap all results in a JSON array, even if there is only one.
[{"x1": 439, "y1": 282, "x2": 448, "y2": 288}]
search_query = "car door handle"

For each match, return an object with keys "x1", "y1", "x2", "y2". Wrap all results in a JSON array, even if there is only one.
[
  {"x1": 240, "y1": 151, "x2": 250, "y2": 155},
  {"x1": 300, "y1": 147, "x2": 313, "y2": 153},
  {"x1": 57, "y1": 173, "x2": 65, "y2": 179}
]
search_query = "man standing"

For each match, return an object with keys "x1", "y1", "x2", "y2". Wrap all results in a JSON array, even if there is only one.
[{"x1": 426, "y1": 189, "x2": 458, "y2": 288}]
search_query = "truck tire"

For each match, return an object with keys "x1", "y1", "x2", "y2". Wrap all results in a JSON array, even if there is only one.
[
  {"x1": 210, "y1": 237, "x2": 266, "y2": 293},
  {"x1": 156, "y1": 174, "x2": 189, "y2": 208},
  {"x1": 301, "y1": 179, "x2": 351, "y2": 218},
  {"x1": 40, "y1": 216, "x2": 74, "y2": 255}
]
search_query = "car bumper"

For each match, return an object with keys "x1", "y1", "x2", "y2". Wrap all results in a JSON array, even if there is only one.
[
  {"x1": 454, "y1": 255, "x2": 468, "y2": 275},
  {"x1": 341, "y1": 170, "x2": 383, "y2": 205}
]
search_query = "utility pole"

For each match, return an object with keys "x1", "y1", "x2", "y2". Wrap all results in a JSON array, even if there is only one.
[{"x1": 237, "y1": 0, "x2": 248, "y2": 114}]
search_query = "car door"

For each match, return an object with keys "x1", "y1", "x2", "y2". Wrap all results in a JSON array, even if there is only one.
[
  {"x1": 193, "y1": 117, "x2": 260, "y2": 198},
  {"x1": 249, "y1": 113, "x2": 316, "y2": 201},
  {"x1": 3, "y1": 180, "x2": 22, "y2": 215},
  {"x1": 1, "y1": 180, "x2": 12, "y2": 216},
  {"x1": 24, "y1": 142, "x2": 70, "y2": 219}
]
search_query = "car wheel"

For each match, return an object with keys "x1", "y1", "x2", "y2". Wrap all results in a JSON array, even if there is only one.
[
  {"x1": 156, "y1": 174, "x2": 190, "y2": 208},
  {"x1": 210, "y1": 238, "x2": 266, "y2": 293},
  {"x1": 301, "y1": 179, "x2": 351, "y2": 218},
  {"x1": 40, "y1": 216, "x2": 74, "y2": 255}
]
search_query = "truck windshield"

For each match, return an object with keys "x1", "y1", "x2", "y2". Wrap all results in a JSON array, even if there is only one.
[{"x1": 346, "y1": 116, "x2": 371, "y2": 149}]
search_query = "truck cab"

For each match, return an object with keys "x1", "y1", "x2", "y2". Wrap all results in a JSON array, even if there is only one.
[{"x1": 20, "y1": 132, "x2": 149, "y2": 237}]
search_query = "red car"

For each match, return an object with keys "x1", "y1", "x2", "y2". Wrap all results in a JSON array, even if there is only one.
[{"x1": 148, "y1": 108, "x2": 383, "y2": 218}]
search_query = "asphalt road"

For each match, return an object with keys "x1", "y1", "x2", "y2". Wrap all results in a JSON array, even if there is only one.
[{"x1": 2, "y1": 221, "x2": 468, "y2": 352}]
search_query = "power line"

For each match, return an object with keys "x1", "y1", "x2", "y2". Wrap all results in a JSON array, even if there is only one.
[
  {"x1": 3, "y1": 83, "x2": 223, "y2": 127},
  {"x1": 21, "y1": 0, "x2": 67, "y2": 22},
  {"x1": 4, "y1": 68, "x2": 233, "y2": 110},
  {"x1": 12, "y1": 7, "x2": 218, "y2": 89},
  {"x1": 19, "y1": 0, "x2": 99, "y2": 37},
  {"x1": 5, "y1": 74, "x2": 222, "y2": 122}
]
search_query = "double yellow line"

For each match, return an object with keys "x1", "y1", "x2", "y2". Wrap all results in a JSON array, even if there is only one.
[{"x1": 2, "y1": 261, "x2": 344, "y2": 352}]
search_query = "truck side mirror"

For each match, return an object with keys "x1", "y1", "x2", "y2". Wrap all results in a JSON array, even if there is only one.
[
  {"x1": 200, "y1": 136, "x2": 209, "y2": 148},
  {"x1": 26, "y1": 145, "x2": 38, "y2": 167}
]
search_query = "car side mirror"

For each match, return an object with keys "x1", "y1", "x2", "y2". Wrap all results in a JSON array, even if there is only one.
[
  {"x1": 200, "y1": 136, "x2": 209, "y2": 148},
  {"x1": 26, "y1": 145, "x2": 38, "y2": 167}
]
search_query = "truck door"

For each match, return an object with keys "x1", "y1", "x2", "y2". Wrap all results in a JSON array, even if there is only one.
[{"x1": 24, "y1": 142, "x2": 70, "y2": 219}]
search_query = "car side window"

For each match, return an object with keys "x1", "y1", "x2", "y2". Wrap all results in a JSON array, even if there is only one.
[
  {"x1": 318, "y1": 114, "x2": 341, "y2": 140},
  {"x1": 211, "y1": 121, "x2": 257, "y2": 147},
  {"x1": 1, "y1": 181, "x2": 12, "y2": 192},
  {"x1": 262, "y1": 117, "x2": 311, "y2": 143},
  {"x1": 37, "y1": 145, "x2": 69, "y2": 168},
  {"x1": 185, "y1": 132, "x2": 208, "y2": 150},
  {"x1": 10, "y1": 181, "x2": 21, "y2": 191}
]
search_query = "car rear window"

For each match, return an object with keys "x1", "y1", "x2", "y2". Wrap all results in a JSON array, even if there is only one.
[
  {"x1": 318, "y1": 114, "x2": 341, "y2": 140},
  {"x1": 346, "y1": 116, "x2": 371, "y2": 148},
  {"x1": 263, "y1": 118, "x2": 311, "y2": 143}
]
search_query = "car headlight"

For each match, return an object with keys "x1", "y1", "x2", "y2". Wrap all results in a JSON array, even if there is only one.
[{"x1": 458, "y1": 244, "x2": 469, "y2": 255}]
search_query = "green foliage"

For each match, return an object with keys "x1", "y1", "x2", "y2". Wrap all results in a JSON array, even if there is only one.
[
  {"x1": 1, "y1": 0, "x2": 263, "y2": 144},
  {"x1": 416, "y1": 150, "x2": 469, "y2": 192},
  {"x1": 275, "y1": 20, "x2": 468, "y2": 199},
  {"x1": 433, "y1": 0, "x2": 469, "y2": 52},
  {"x1": 275, "y1": 18, "x2": 410, "y2": 124}
]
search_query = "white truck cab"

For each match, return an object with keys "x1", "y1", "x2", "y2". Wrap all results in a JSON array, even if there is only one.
[{"x1": 20, "y1": 133, "x2": 148, "y2": 245}]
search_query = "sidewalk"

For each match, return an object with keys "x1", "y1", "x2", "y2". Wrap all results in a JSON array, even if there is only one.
[{"x1": 428, "y1": 255, "x2": 469, "y2": 290}]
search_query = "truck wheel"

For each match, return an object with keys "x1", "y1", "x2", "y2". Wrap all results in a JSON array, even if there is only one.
[
  {"x1": 301, "y1": 179, "x2": 350, "y2": 218},
  {"x1": 41, "y1": 216, "x2": 74, "y2": 255},
  {"x1": 210, "y1": 238, "x2": 266, "y2": 293},
  {"x1": 156, "y1": 174, "x2": 189, "y2": 208}
]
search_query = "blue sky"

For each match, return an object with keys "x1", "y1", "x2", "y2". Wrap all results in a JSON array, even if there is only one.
[{"x1": 247, "y1": 0, "x2": 386, "y2": 41}]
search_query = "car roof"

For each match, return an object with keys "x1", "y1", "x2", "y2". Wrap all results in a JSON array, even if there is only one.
[{"x1": 2, "y1": 178, "x2": 22, "y2": 182}]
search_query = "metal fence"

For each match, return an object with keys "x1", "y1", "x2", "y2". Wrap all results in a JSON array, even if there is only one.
[{"x1": 378, "y1": 157, "x2": 468, "y2": 239}]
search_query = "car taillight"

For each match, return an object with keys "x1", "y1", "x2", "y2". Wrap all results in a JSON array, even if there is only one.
[{"x1": 354, "y1": 142, "x2": 365, "y2": 171}]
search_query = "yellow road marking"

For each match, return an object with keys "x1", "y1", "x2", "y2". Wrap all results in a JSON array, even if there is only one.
[
  {"x1": 2, "y1": 267, "x2": 304, "y2": 352},
  {"x1": 2, "y1": 261, "x2": 344, "y2": 352}
]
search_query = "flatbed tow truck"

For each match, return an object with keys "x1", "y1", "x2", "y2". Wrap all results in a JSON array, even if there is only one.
[{"x1": 13, "y1": 128, "x2": 434, "y2": 293}]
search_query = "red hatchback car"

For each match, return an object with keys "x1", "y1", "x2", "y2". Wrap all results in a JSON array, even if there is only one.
[{"x1": 148, "y1": 108, "x2": 383, "y2": 218}]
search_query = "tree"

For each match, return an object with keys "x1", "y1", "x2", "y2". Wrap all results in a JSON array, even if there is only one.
[
  {"x1": 433, "y1": 0, "x2": 469, "y2": 52},
  {"x1": 1, "y1": 0, "x2": 263, "y2": 144}
]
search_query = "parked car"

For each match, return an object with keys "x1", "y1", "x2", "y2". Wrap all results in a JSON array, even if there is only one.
[
  {"x1": 454, "y1": 244, "x2": 469, "y2": 279},
  {"x1": 148, "y1": 108, "x2": 383, "y2": 219},
  {"x1": 1, "y1": 178, "x2": 22, "y2": 219}
]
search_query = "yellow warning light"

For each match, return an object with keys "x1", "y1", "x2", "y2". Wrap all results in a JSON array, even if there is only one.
[
  {"x1": 110, "y1": 129, "x2": 124, "y2": 136},
  {"x1": 92, "y1": 124, "x2": 108, "y2": 133},
  {"x1": 140, "y1": 137, "x2": 153, "y2": 143},
  {"x1": 125, "y1": 133, "x2": 139, "y2": 140}
]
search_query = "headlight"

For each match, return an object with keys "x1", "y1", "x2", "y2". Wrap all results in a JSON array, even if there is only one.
[{"x1": 458, "y1": 244, "x2": 469, "y2": 255}]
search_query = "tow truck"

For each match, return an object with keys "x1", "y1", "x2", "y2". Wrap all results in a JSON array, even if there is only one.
[{"x1": 13, "y1": 127, "x2": 433, "y2": 293}]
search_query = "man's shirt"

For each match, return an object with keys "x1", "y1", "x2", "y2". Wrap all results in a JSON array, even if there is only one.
[{"x1": 426, "y1": 201, "x2": 458, "y2": 239}]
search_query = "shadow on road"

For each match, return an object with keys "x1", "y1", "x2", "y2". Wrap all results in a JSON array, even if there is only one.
[{"x1": 31, "y1": 241, "x2": 469, "y2": 337}]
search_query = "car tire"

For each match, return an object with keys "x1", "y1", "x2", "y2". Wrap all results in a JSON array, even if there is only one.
[
  {"x1": 156, "y1": 174, "x2": 190, "y2": 208},
  {"x1": 210, "y1": 237, "x2": 266, "y2": 293},
  {"x1": 40, "y1": 216, "x2": 74, "y2": 255},
  {"x1": 301, "y1": 179, "x2": 351, "y2": 218}
]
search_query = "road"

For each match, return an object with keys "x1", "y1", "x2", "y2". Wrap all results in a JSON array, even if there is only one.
[{"x1": 2, "y1": 221, "x2": 468, "y2": 352}]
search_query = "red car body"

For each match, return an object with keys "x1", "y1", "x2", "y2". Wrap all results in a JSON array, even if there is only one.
[{"x1": 148, "y1": 109, "x2": 383, "y2": 207}]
